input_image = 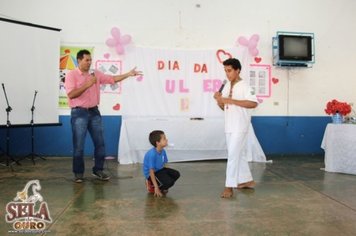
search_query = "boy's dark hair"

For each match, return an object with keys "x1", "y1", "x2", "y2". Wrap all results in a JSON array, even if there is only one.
[
  {"x1": 149, "y1": 130, "x2": 165, "y2": 147},
  {"x1": 77, "y1": 49, "x2": 91, "y2": 61},
  {"x1": 223, "y1": 58, "x2": 242, "y2": 70}
]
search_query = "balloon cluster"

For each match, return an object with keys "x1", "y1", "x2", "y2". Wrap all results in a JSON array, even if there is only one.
[
  {"x1": 105, "y1": 27, "x2": 132, "y2": 55},
  {"x1": 236, "y1": 34, "x2": 260, "y2": 57}
]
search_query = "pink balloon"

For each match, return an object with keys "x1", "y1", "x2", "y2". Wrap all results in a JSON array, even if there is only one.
[
  {"x1": 250, "y1": 34, "x2": 260, "y2": 42},
  {"x1": 116, "y1": 44, "x2": 124, "y2": 55},
  {"x1": 106, "y1": 27, "x2": 133, "y2": 55},
  {"x1": 248, "y1": 41, "x2": 257, "y2": 49},
  {"x1": 249, "y1": 48, "x2": 259, "y2": 57},
  {"x1": 237, "y1": 36, "x2": 248, "y2": 46},
  {"x1": 120, "y1": 35, "x2": 132, "y2": 44},
  {"x1": 106, "y1": 38, "x2": 117, "y2": 47},
  {"x1": 111, "y1": 27, "x2": 121, "y2": 39}
]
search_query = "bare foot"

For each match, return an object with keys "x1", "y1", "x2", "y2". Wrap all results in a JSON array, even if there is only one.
[
  {"x1": 220, "y1": 187, "x2": 233, "y2": 198},
  {"x1": 237, "y1": 181, "x2": 256, "y2": 189}
]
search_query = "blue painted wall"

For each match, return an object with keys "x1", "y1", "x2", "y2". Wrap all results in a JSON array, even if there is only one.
[
  {"x1": 252, "y1": 116, "x2": 329, "y2": 155},
  {"x1": 0, "y1": 116, "x2": 328, "y2": 158},
  {"x1": 0, "y1": 116, "x2": 121, "y2": 157}
]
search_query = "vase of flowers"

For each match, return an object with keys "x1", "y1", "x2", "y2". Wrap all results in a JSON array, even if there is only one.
[{"x1": 324, "y1": 99, "x2": 352, "y2": 124}]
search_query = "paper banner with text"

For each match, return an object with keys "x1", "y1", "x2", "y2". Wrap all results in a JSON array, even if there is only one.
[{"x1": 119, "y1": 47, "x2": 270, "y2": 117}]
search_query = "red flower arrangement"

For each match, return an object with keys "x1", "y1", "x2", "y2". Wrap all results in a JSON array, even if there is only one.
[{"x1": 324, "y1": 99, "x2": 352, "y2": 116}]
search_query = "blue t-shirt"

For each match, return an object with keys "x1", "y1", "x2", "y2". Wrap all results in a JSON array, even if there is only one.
[{"x1": 143, "y1": 147, "x2": 168, "y2": 179}]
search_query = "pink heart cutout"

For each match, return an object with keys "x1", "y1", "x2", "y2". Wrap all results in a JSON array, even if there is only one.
[
  {"x1": 272, "y1": 78, "x2": 279, "y2": 84},
  {"x1": 113, "y1": 103, "x2": 120, "y2": 110},
  {"x1": 254, "y1": 57, "x2": 262, "y2": 63},
  {"x1": 104, "y1": 53, "x2": 110, "y2": 59},
  {"x1": 136, "y1": 75, "x2": 143, "y2": 82},
  {"x1": 257, "y1": 98, "x2": 264, "y2": 103},
  {"x1": 216, "y1": 49, "x2": 232, "y2": 64}
]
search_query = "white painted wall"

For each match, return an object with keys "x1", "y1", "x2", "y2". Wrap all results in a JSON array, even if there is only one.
[{"x1": 1, "y1": 0, "x2": 355, "y2": 116}]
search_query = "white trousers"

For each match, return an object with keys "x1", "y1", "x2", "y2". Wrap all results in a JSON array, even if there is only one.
[{"x1": 225, "y1": 132, "x2": 253, "y2": 187}]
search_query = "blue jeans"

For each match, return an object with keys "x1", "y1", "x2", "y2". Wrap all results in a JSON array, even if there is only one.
[{"x1": 70, "y1": 107, "x2": 106, "y2": 174}]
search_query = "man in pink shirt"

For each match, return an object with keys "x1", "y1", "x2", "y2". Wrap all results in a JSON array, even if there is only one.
[{"x1": 65, "y1": 49, "x2": 142, "y2": 183}]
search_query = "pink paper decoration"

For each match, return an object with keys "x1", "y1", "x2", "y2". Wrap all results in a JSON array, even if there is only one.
[
  {"x1": 106, "y1": 27, "x2": 132, "y2": 55},
  {"x1": 236, "y1": 34, "x2": 260, "y2": 57}
]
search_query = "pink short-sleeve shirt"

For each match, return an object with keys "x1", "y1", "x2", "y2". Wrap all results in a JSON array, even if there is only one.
[{"x1": 65, "y1": 68, "x2": 115, "y2": 108}]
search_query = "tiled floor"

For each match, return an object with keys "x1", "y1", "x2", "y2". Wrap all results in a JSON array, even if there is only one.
[{"x1": 1, "y1": 155, "x2": 356, "y2": 235}]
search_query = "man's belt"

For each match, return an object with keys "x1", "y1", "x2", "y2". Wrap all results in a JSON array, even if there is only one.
[{"x1": 72, "y1": 106, "x2": 98, "y2": 110}]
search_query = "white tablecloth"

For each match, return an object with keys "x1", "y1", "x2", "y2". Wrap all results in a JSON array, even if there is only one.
[
  {"x1": 118, "y1": 117, "x2": 268, "y2": 164},
  {"x1": 321, "y1": 124, "x2": 356, "y2": 175}
]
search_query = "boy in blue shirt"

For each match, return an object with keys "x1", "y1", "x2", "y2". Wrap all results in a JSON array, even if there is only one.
[{"x1": 143, "y1": 130, "x2": 180, "y2": 197}]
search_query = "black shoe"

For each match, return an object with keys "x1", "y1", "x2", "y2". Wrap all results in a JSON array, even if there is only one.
[
  {"x1": 92, "y1": 170, "x2": 110, "y2": 181},
  {"x1": 74, "y1": 173, "x2": 84, "y2": 183}
]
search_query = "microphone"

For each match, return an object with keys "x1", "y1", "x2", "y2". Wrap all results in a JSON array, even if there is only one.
[
  {"x1": 89, "y1": 69, "x2": 95, "y2": 76},
  {"x1": 218, "y1": 80, "x2": 227, "y2": 93}
]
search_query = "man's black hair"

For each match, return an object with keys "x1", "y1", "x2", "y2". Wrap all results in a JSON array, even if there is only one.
[
  {"x1": 77, "y1": 49, "x2": 91, "y2": 61},
  {"x1": 223, "y1": 58, "x2": 242, "y2": 70}
]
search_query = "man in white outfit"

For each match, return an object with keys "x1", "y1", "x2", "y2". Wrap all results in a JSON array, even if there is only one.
[{"x1": 213, "y1": 58, "x2": 258, "y2": 198}]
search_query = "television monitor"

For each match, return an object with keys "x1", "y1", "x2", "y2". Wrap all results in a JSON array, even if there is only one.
[{"x1": 278, "y1": 35, "x2": 312, "y2": 62}]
